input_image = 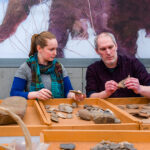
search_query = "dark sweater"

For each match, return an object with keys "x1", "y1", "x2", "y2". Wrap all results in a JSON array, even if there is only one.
[{"x1": 86, "y1": 54, "x2": 150, "y2": 98}]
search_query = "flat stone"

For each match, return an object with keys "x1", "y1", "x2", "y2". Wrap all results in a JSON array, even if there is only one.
[
  {"x1": 118, "y1": 75, "x2": 130, "y2": 88},
  {"x1": 60, "y1": 143, "x2": 75, "y2": 150},
  {"x1": 51, "y1": 112, "x2": 59, "y2": 122},
  {"x1": 117, "y1": 105, "x2": 126, "y2": 110},
  {"x1": 127, "y1": 109, "x2": 139, "y2": 115},
  {"x1": 126, "y1": 104, "x2": 139, "y2": 109},
  {"x1": 114, "y1": 118, "x2": 121, "y2": 123},
  {"x1": 78, "y1": 109, "x2": 92, "y2": 121},
  {"x1": 141, "y1": 106, "x2": 150, "y2": 110},
  {"x1": 104, "y1": 109, "x2": 115, "y2": 116},
  {"x1": 0, "y1": 96, "x2": 27, "y2": 125},
  {"x1": 57, "y1": 112, "x2": 66, "y2": 119},
  {"x1": 91, "y1": 140, "x2": 136, "y2": 150},
  {"x1": 66, "y1": 114, "x2": 73, "y2": 119},
  {"x1": 59, "y1": 103, "x2": 73, "y2": 113},
  {"x1": 51, "y1": 116, "x2": 59, "y2": 122},
  {"x1": 93, "y1": 113, "x2": 115, "y2": 124},
  {"x1": 72, "y1": 102, "x2": 78, "y2": 108},
  {"x1": 45, "y1": 105, "x2": 50, "y2": 109},
  {"x1": 138, "y1": 112, "x2": 150, "y2": 118}
]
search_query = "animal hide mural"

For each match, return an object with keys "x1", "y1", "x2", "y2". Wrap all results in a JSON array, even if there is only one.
[{"x1": 0, "y1": 0, "x2": 150, "y2": 58}]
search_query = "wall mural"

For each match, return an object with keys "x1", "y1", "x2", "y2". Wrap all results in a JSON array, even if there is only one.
[{"x1": 0, "y1": 0, "x2": 150, "y2": 58}]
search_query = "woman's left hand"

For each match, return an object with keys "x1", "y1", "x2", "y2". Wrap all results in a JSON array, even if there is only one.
[{"x1": 67, "y1": 90, "x2": 86, "y2": 101}]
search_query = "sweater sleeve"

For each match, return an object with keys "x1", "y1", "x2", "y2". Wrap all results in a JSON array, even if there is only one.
[
  {"x1": 132, "y1": 58, "x2": 150, "y2": 86},
  {"x1": 63, "y1": 76, "x2": 73, "y2": 98},
  {"x1": 10, "y1": 77, "x2": 29, "y2": 99}
]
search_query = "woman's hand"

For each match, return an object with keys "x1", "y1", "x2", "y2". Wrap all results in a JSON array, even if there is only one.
[
  {"x1": 28, "y1": 88, "x2": 53, "y2": 100},
  {"x1": 67, "y1": 90, "x2": 86, "y2": 101},
  {"x1": 105, "y1": 80, "x2": 118, "y2": 97}
]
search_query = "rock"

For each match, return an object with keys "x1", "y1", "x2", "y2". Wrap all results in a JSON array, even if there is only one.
[
  {"x1": 66, "y1": 114, "x2": 73, "y2": 119},
  {"x1": 91, "y1": 140, "x2": 137, "y2": 150},
  {"x1": 127, "y1": 109, "x2": 139, "y2": 115},
  {"x1": 58, "y1": 103, "x2": 73, "y2": 113},
  {"x1": 141, "y1": 106, "x2": 150, "y2": 110},
  {"x1": 104, "y1": 109, "x2": 115, "y2": 116},
  {"x1": 78, "y1": 109, "x2": 92, "y2": 121},
  {"x1": 140, "y1": 109, "x2": 150, "y2": 115},
  {"x1": 60, "y1": 143, "x2": 75, "y2": 150},
  {"x1": 45, "y1": 105, "x2": 50, "y2": 109},
  {"x1": 46, "y1": 107, "x2": 58, "y2": 113},
  {"x1": 72, "y1": 102, "x2": 78, "y2": 108},
  {"x1": 114, "y1": 118, "x2": 121, "y2": 123},
  {"x1": 51, "y1": 113, "x2": 59, "y2": 122},
  {"x1": 117, "y1": 105, "x2": 126, "y2": 110},
  {"x1": 57, "y1": 112, "x2": 66, "y2": 119},
  {"x1": 0, "y1": 96, "x2": 27, "y2": 125},
  {"x1": 126, "y1": 104, "x2": 139, "y2": 109},
  {"x1": 118, "y1": 75, "x2": 130, "y2": 88},
  {"x1": 93, "y1": 113, "x2": 115, "y2": 124},
  {"x1": 51, "y1": 116, "x2": 59, "y2": 122}
]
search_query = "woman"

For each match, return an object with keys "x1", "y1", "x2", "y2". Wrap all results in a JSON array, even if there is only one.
[{"x1": 10, "y1": 31, "x2": 84, "y2": 101}]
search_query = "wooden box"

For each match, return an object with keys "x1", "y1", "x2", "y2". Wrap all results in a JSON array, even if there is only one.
[
  {"x1": 106, "y1": 97, "x2": 150, "y2": 130},
  {"x1": 40, "y1": 129, "x2": 150, "y2": 150},
  {"x1": 38, "y1": 98, "x2": 139, "y2": 130},
  {"x1": 0, "y1": 100, "x2": 49, "y2": 136}
]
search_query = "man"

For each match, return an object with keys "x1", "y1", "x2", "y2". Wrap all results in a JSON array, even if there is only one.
[{"x1": 86, "y1": 32, "x2": 150, "y2": 98}]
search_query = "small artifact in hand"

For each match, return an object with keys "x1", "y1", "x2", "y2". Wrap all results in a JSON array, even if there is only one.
[
  {"x1": 69, "y1": 90, "x2": 82, "y2": 94},
  {"x1": 118, "y1": 75, "x2": 130, "y2": 88}
]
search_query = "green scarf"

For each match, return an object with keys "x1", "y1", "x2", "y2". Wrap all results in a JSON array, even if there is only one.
[{"x1": 26, "y1": 53, "x2": 64, "y2": 98}]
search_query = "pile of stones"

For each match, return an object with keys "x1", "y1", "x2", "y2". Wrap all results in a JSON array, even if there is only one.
[
  {"x1": 45, "y1": 102, "x2": 77, "y2": 122},
  {"x1": 45, "y1": 103, "x2": 120, "y2": 124},
  {"x1": 78, "y1": 104, "x2": 121, "y2": 124},
  {"x1": 91, "y1": 140, "x2": 136, "y2": 150},
  {"x1": 118, "y1": 103, "x2": 150, "y2": 120}
]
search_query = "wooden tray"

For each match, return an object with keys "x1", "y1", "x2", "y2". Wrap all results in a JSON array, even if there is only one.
[
  {"x1": 0, "y1": 100, "x2": 49, "y2": 136},
  {"x1": 106, "y1": 97, "x2": 150, "y2": 130},
  {"x1": 40, "y1": 129, "x2": 150, "y2": 150},
  {"x1": 38, "y1": 98, "x2": 140, "y2": 130}
]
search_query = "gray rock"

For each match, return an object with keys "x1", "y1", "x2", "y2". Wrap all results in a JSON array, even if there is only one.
[
  {"x1": 51, "y1": 113, "x2": 59, "y2": 122},
  {"x1": 93, "y1": 113, "x2": 115, "y2": 124},
  {"x1": 57, "y1": 112, "x2": 66, "y2": 119},
  {"x1": 0, "y1": 96, "x2": 27, "y2": 125},
  {"x1": 66, "y1": 114, "x2": 73, "y2": 119},
  {"x1": 126, "y1": 104, "x2": 139, "y2": 109},
  {"x1": 72, "y1": 102, "x2": 78, "y2": 108},
  {"x1": 91, "y1": 140, "x2": 137, "y2": 150},
  {"x1": 60, "y1": 143, "x2": 75, "y2": 150},
  {"x1": 58, "y1": 103, "x2": 73, "y2": 113},
  {"x1": 51, "y1": 116, "x2": 59, "y2": 122},
  {"x1": 117, "y1": 105, "x2": 126, "y2": 110},
  {"x1": 114, "y1": 118, "x2": 121, "y2": 123},
  {"x1": 104, "y1": 109, "x2": 115, "y2": 117},
  {"x1": 45, "y1": 105, "x2": 50, "y2": 109},
  {"x1": 78, "y1": 109, "x2": 92, "y2": 121}
]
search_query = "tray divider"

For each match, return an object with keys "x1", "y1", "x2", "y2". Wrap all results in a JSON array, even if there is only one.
[{"x1": 34, "y1": 100, "x2": 51, "y2": 125}]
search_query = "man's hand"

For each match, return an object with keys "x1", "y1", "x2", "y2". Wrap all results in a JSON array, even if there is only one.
[
  {"x1": 125, "y1": 77, "x2": 141, "y2": 94},
  {"x1": 105, "y1": 80, "x2": 118, "y2": 96}
]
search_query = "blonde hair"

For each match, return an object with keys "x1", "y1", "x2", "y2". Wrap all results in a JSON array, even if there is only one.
[{"x1": 29, "y1": 31, "x2": 56, "y2": 57}]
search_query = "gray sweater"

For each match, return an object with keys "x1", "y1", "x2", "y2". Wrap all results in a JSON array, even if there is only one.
[{"x1": 15, "y1": 62, "x2": 68, "y2": 92}]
